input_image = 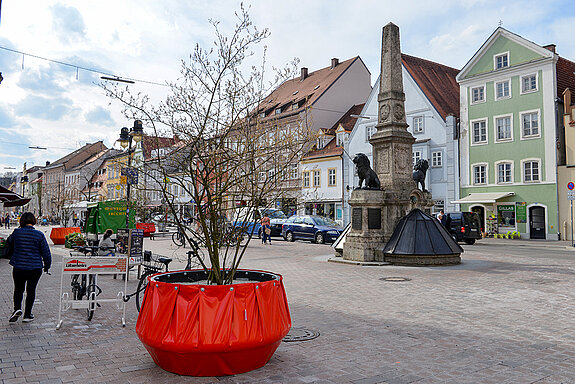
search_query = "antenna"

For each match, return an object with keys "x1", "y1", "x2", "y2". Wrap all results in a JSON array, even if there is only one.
[{"x1": 498, "y1": 20, "x2": 503, "y2": 27}]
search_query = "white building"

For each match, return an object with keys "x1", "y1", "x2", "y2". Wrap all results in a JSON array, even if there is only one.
[{"x1": 344, "y1": 54, "x2": 460, "y2": 224}]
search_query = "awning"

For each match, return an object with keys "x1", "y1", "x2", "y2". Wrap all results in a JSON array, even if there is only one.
[
  {"x1": 451, "y1": 192, "x2": 515, "y2": 204},
  {"x1": 0, "y1": 185, "x2": 30, "y2": 207}
]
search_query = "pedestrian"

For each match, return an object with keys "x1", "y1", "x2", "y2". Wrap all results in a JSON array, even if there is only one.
[
  {"x1": 98, "y1": 229, "x2": 114, "y2": 255},
  {"x1": 437, "y1": 210, "x2": 444, "y2": 223},
  {"x1": 261, "y1": 214, "x2": 271, "y2": 245},
  {"x1": 445, "y1": 213, "x2": 452, "y2": 231},
  {"x1": 5, "y1": 213, "x2": 10, "y2": 229},
  {"x1": 6, "y1": 212, "x2": 51, "y2": 323},
  {"x1": 73, "y1": 212, "x2": 78, "y2": 227}
]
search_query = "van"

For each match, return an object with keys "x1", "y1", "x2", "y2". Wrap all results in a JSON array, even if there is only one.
[{"x1": 445, "y1": 212, "x2": 482, "y2": 245}]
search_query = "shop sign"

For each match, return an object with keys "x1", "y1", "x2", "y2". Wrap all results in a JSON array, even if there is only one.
[
  {"x1": 515, "y1": 202, "x2": 526, "y2": 223},
  {"x1": 497, "y1": 205, "x2": 515, "y2": 212}
]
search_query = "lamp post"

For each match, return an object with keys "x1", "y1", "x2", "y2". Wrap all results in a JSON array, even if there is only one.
[{"x1": 117, "y1": 120, "x2": 144, "y2": 228}]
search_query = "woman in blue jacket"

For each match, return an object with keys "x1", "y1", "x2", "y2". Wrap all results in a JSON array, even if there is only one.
[{"x1": 7, "y1": 212, "x2": 51, "y2": 323}]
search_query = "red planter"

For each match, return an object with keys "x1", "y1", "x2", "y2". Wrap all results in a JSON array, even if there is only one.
[
  {"x1": 50, "y1": 227, "x2": 81, "y2": 245},
  {"x1": 136, "y1": 269, "x2": 291, "y2": 376},
  {"x1": 136, "y1": 223, "x2": 156, "y2": 237}
]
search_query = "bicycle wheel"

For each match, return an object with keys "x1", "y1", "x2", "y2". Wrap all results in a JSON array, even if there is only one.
[
  {"x1": 172, "y1": 231, "x2": 184, "y2": 247},
  {"x1": 71, "y1": 275, "x2": 83, "y2": 301},
  {"x1": 136, "y1": 273, "x2": 150, "y2": 312},
  {"x1": 86, "y1": 276, "x2": 97, "y2": 321}
]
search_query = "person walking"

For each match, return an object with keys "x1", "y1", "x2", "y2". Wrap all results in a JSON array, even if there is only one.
[
  {"x1": 7, "y1": 212, "x2": 51, "y2": 323},
  {"x1": 5, "y1": 213, "x2": 10, "y2": 229},
  {"x1": 261, "y1": 214, "x2": 271, "y2": 245}
]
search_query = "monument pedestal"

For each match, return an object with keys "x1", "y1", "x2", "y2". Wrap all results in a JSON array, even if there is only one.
[{"x1": 343, "y1": 189, "x2": 411, "y2": 262}]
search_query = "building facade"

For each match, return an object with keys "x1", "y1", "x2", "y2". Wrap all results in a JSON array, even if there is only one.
[{"x1": 456, "y1": 27, "x2": 573, "y2": 240}]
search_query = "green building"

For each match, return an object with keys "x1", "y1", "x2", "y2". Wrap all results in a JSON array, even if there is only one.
[{"x1": 456, "y1": 27, "x2": 565, "y2": 240}]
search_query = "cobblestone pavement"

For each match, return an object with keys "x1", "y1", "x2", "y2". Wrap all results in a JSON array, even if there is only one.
[{"x1": 2, "y1": 226, "x2": 575, "y2": 383}]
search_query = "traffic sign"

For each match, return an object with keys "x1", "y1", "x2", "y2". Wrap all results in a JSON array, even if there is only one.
[{"x1": 568, "y1": 182, "x2": 574, "y2": 190}]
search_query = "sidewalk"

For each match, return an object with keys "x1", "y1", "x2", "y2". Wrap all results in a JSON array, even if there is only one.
[{"x1": 3, "y1": 229, "x2": 575, "y2": 383}]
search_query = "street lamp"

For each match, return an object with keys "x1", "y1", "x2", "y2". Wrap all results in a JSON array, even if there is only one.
[{"x1": 117, "y1": 119, "x2": 144, "y2": 228}]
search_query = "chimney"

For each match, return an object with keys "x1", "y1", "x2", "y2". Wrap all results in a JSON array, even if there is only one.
[
  {"x1": 564, "y1": 88, "x2": 572, "y2": 114},
  {"x1": 331, "y1": 58, "x2": 339, "y2": 69},
  {"x1": 300, "y1": 67, "x2": 308, "y2": 81},
  {"x1": 45, "y1": 161, "x2": 50, "y2": 166},
  {"x1": 543, "y1": 44, "x2": 556, "y2": 53}
]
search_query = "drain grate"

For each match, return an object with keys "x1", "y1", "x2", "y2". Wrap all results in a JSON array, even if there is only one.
[
  {"x1": 380, "y1": 277, "x2": 411, "y2": 282},
  {"x1": 283, "y1": 327, "x2": 320, "y2": 342}
]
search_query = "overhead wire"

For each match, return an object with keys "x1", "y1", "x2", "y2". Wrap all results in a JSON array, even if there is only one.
[{"x1": 0, "y1": 45, "x2": 169, "y2": 87}]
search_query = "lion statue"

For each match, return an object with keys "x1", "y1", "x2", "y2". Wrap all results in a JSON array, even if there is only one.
[
  {"x1": 353, "y1": 153, "x2": 381, "y2": 190},
  {"x1": 412, "y1": 159, "x2": 429, "y2": 192}
]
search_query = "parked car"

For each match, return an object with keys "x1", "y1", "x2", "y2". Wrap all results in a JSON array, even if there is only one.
[
  {"x1": 232, "y1": 208, "x2": 288, "y2": 238},
  {"x1": 281, "y1": 215, "x2": 344, "y2": 244},
  {"x1": 445, "y1": 212, "x2": 482, "y2": 245}
]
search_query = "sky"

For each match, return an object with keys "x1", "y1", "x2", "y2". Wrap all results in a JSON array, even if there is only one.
[{"x1": 0, "y1": 0, "x2": 574, "y2": 174}]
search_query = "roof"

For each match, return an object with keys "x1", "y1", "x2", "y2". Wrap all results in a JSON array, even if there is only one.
[
  {"x1": 302, "y1": 104, "x2": 364, "y2": 161},
  {"x1": 255, "y1": 57, "x2": 366, "y2": 120},
  {"x1": 557, "y1": 57, "x2": 575, "y2": 106},
  {"x1": 142, "y1": 135, "x2": 178, "y2": 159},
  {"x1": 45, "y1": 141, "x2": 107, "y2": 170},
  {"x1": 451, "y1": 192, "x2": 515, "y2": 204},
  {"x1": 401, "y1": 54, "x2": 460, "y2": 120}
]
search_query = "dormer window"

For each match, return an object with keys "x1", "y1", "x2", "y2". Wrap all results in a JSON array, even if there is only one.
[
  {"x1": 260, "y1": 112, "x2": 266, "y2": 118},
  {"x1": 336, "y1": 130, "x2": 346, "y2": 147},
  {"x1": 275, "y1": 108, "x2": 282, "y2": 115},
  {"x1": 494, "y1": 52, "x2": 509, "y2": 69},
  {"x1": 292, "y1": 103, "x2": 299, "y2": 111}
]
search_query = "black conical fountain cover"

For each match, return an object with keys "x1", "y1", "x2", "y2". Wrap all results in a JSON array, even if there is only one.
[{"x1": 384, "y1": 208, "x2": 463, "y2": 257}]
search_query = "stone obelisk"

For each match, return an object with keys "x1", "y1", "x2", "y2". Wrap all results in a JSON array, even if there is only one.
[
  {"x1": 370, "y1": 23, "x2": 415, "y2": 195},
  {"x1": 342, "y1": 23, "x2": 417, "y2": 263}
]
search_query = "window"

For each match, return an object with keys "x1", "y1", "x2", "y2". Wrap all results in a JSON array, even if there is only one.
[
  {"x1": 275, "y1": 108, "x2": 282, "y2": 115},
  {"x1": 413, "y1": 116, "x2": 424, "y2": 133},
  {"x1": 495, "y1": 80, "x2": 511, "y2": 100},
  {"x1": 313, "y1": 170, "x2": 321, "y2": 187},
  {"x1": 495, "y1": 115, "x2": 512, "y2": 141},
  {"x1": 336, "y1": 131, "x2": 345, "y2": 147},
  {"x1": 433, "y1": 200, "x2": 445, "y2": 213},
  {"x1": 521, "y1": 111, "x2": 539, "y2": 138},
  {"x1": 473, "y1": 164, "x2": 487, "y2": 185},
  {"x1": 290, "y1": 164, "x2": 298, "y2": 180},
  {"x1": 292, "y1": 103, "x2": 299, "y2": 111},
  {"x1": 471, "y1": 119, "x2": 487, "y2": 144},
  {"x1": 259, "y1": 171, "x2": 266, "y2": 182},
  {"x1": 412, "y1": 150, "x2": 421, "y2": 166},
  {"x1": 497, "y1": 162, "x2": 512, "y2": 183},
  {"x1": 494, "y1": 52, "x2": 509, "y2": 69},
  {"x1": 302, "y1": 171, "x2": 310, "y2": 188},
  {"x1": 471, "y1": 86, "x2": 485, "y2": 104},
  {"x1": 328, "y1": 168, "x2": 336, "y2": 186},
  {"x1": 366, "y1": 125, "x2": 376, "y2": 141},
  {"x1": 431, "y1": 151, "x2": 443, "y2": 167},
  {"x1": 521, "y1": 74, "x2": 537, "y2": 93},
  {"x1": 523, "y1": 160, "x2": 540, "y2": 182}
]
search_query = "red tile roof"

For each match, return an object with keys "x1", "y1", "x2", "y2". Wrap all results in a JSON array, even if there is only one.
[
  {"x1": 557, "y1": 57, "x2": 575, "y2": 106},
  {"x1": 303, "y1": 104, "x2": 364, "y2": 160},
  {"x1": 401, "y1": 54, "x2": 460, "y2": 120},
  {"x1": 255, "y1": 57, "x2": 365, "y2": 120},
  {"x1": 142, "y1": 135, "x2": 179, "y2": 160}
]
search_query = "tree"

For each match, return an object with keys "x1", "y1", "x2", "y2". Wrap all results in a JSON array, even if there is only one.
[{"x1": 104, "y1": 6, "x2": 314, "y2": 285}]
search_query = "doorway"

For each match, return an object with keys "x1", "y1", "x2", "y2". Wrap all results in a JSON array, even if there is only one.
[
  {"x1": 471, "y1": 206, "x2": 485, "y2": 233},
  {"x1": 529, "y1": 206, "x2": 545, "y2": 239}
]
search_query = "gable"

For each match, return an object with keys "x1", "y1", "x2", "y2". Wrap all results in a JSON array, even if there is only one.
[
  {"x1": 458, "y1": 28, "x2": 554, "y2": 82},
  {"x1": 467, "y1": 36, "x2": 544, "y2": 78}
]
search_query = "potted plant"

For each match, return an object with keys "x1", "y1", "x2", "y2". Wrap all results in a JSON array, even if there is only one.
[{"x1": 104, "y1": 6, "x2": 314, "y2": 376}]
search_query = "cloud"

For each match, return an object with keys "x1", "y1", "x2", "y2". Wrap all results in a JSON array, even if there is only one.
[
  {"x1": 0, "y1": 106, "x2": 16, "y2": 127},
  {"x1": 50, "y1": 4, "x2": 87, "y2": 43},
  {"x1": 17, "y1": 66, "x2": 67, "y2": 95},
  {"x1": 85, "y1": 106, "x2": 114, "y2": 125},
  {"x1": 14, "y1": 95, "x2": 78, "y2": 120}
]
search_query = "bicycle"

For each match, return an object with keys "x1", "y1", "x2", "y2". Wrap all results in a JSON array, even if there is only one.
[
  {"x1": 124, "y1": 240, "x2": 204, "y2": 311},
  {"x1": 172, "y1": 224, "x2": 247, "y2": 248},
  {"x1": 69, "y1": 245, "x2": 113, "y2": 320},
  {"x1": 172, "y1": 226, "x2": 206, "y2": 248}
]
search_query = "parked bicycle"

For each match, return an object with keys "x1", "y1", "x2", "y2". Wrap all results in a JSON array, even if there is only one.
[
  {"x1": 69, "y1": 245, "x2": 114, "y2": 320},
  {"x1": 124, "y1": 239, "x2": 205, "y2": 311},
  {"x1": 172, "y1": 223, "x2": 247, "y2": 248}
]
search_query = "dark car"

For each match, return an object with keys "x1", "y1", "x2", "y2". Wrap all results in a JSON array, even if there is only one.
[
  {"x1": 281, "y1": 215, "x2": 344, "y2": 244},
  {"x1": 445, "y1": 212, "x2": 482, "y2": 245}
]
